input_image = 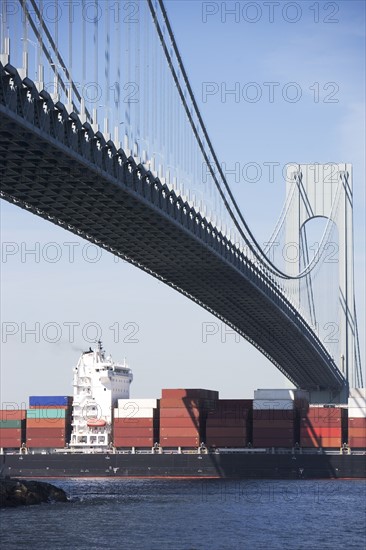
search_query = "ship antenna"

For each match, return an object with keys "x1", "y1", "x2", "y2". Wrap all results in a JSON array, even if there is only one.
[{"x1": 97, "y1": 339, "x2": 103, "y2": 352}]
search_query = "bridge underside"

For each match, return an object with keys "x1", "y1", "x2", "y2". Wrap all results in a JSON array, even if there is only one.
[{"x1": 0, "y1": 64, "x2": 347, "y2": 395}]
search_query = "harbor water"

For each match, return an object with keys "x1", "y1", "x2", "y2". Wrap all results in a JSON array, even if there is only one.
[{"x1": 1, "y1": 479, "x2": 365, "y2": 548}]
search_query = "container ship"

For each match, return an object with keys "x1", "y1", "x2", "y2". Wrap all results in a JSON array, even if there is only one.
[{"x1": 1, "y1": 343, "x2": 365, "y2": 479}]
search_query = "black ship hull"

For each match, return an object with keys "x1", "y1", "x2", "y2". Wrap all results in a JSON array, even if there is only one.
[{"x1": 1, "y1": 452, "x2": 365, "y2": 479}]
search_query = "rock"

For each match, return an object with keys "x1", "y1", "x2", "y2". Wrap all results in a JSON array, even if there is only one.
[{"x1": 0, "y1": 477, "x2": 68, "y2": 507}]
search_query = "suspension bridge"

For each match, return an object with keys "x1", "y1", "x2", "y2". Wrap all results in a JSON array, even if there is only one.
[{"x1": 0, "y1": 0, "x2": 363, "y2": 402}]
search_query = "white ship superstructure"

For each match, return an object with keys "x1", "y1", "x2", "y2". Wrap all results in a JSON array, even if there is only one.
[{"x1": 70, "y1": 341, "x2": 133, "y2": 448}]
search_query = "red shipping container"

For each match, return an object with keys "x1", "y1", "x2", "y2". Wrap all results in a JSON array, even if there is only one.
[
  {"x1": 160, "y1": 427, "x2": 200, "y2": 437},
  {"x1": 253, "y1": 410, "x2": 295, "y2": 421},
  {"x1": 113, "y1": 418, "x2": 156, "y2": 427},
  {"x1": 26, "y1": 418, "x2": 69, "y2": 428},
  {"x1": 159, "y1": 408, "x2": 201, "y2": 419},
  {"x1": 206, "y1": 427, "x2": 247, "y2": 437},
  {"x1": 29, "y1": 405, "x2": 72, "y2": 410},
  {"x1": 26, "y1": 428, "x2": 66, "y2": 438},
  {"x1": 160, "y1": 437, "x2": 200, "y2": 447},
  {"x1": 348, "y1": 437, "x2": 366, "y2": 447},
  {"x1": 27, "y1": 438, "x2": 66, "y2": 448},
  {"x1": 113, "y1": 427, "x2": 154, "y2": 437},
  {"x1": 0, "y1": 428, "x2": 23, "y2": 439},
  {"x1": 0, "y1": 439, "x2": 22, "y2": 448},
  {"x1": 253, "y1": 428, "x2": 294, "y2": 437},
  {"x1": 0, "y1": 410, "x2": 26, "y2": 421},
  {"x1": 300, "y1": 427, "x2": 342, "y2": 438},
  {"x1": 305, "y1": 408, "x2": 344, "y2": 419},
  {"x1": 348, "y1": 418, "x2": 366, "y2": 428},
  {"x1": 161, "y1": 389, "x2": 218, "y2": 400},
  {"x1": 253, "y1": 420, "x2": 294, "y2": 428},
  {"x1": 113, "y1": 437, "x2": 155, "y2": 447},
  {"x1": 206, "y1": 437, "x2": 247, "y2": 447},
  {"x1": 159, "y1": 398, "x2": 212, "y2": 409},
  {"x1": 348, "y1": 428, "x2": 366, "y2": 437},
  {"x1": 159, "y1": 417, "x2": 201, "y2": 428},
  {"x1": 301, "y1": 436, "x2": 342, "y2": 447},
  {"x1": 253, "y1": 439, "x2": 294, "y2": 447},
  {"x1": 206, "y1": 418, "x2": 248, "y2": 429}
]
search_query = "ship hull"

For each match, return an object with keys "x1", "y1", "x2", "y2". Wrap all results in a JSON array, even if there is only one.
[{"x1": 1, "y1": 453, "x2": 365, "y2": 479}]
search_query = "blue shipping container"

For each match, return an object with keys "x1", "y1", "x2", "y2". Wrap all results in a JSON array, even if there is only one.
[{"x1": 29, "y1": 396, "x2": 72, "y2": 407}]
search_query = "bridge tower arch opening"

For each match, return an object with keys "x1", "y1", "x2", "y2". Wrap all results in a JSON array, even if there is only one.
[{"x1": 285, "y1": 163, "x2": 362, "y2": 403}]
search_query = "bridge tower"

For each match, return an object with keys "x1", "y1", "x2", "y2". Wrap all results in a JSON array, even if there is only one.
[{"x1": 285, "y1": 163, "x2": 361, "y2": 403}]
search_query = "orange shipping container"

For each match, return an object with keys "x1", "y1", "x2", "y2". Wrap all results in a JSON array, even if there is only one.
[
  {"x1": 159, "y1": 408, "x2": 201, "y2": 419},
  {"x1": 26, "y1": 428, "x2": 66, "y2": 438},
  {"x1": 160, "y1": 427, "x2": 200, "y2": 437},
  {"x1": 159, "y1": 417, "x2": 203, "y2": 428},
  {"x1": 26, "y1": 418, "x2": 69, "y2": 428},
  {"x1": 301, "y1": 437, "x2": 342, "y2": 448},
  {"x1": 160, "y1": 437, "x2": 200, "y2": 447},
  {"x1": 113, "y1": 418, "x2": 156, "y2": 427},
  {"x1": 348, "y1": 428, "x2": 366, "y2": 437},
  {"x1": 161, "y1": 389, "x2": 218, "y2": 399},
  {"x1": 300, "y1": 427, "x2": 342, "y2": 438},
  {"x1": 348, "y1": 418, "x2": 366, "y2": 428}
]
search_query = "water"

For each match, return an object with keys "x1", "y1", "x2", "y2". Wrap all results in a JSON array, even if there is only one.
[{"x1": 1, "y1": 479, "x2": 365, "y2": 549}]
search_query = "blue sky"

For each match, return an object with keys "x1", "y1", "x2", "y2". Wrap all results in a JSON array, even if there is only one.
[{"x1": 1, "y1": 0, "x2": 365, "y2": 404}]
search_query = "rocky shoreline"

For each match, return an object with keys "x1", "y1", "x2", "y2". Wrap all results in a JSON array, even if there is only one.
[{"x1": 0, "y1": 477, "x2": 68, "y2": 507}]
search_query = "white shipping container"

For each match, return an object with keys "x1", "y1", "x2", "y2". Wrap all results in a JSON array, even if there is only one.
[
  {"x1": 117, "y1": 399, "x2": 157, "y2": 409},
  {"x1": 254, "y1": 389, "x2": 308, "y2": 401},
  {"x1": 114, "y1": 408, "x2": 156, "y2": 419},
  {"x1": 253, "y1": 399, "x2": 295, "y2": 410},
  {"x1": 347, "y1": 408, "x2": 366, "y2": 419},
  {"x1": 349, "y1": 388, "x2": 366, "y2": 400}
]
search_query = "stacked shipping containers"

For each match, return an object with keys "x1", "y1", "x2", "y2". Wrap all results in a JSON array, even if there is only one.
[
  {"x1": 300, "y1": 406, "x2": 346, "y2": 448},
  {"x1": 205, "y1": 399, "x2": 252, "y2": 447},
  {"x1": 348, "y1": 389, "x2": 366, "y2": 448},
  {"x1": 0, "y1": 409, "x2": 26, "y2": 449},
  {"x1": 26, "y1": 396, "x2": 73, "y2": 448},
  {"x1": 252, "y1": 389, "x2": 309, "y2": 447},
  {"x1": 113, "y1": 399, "x2": 159, "y2": 448},
  {"x1": 159, "y1": 389, "x2": 218, "y2": 448}
]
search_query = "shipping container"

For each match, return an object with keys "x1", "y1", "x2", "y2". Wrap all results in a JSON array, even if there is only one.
[
  {"x1": 254, "y1": 389, "x2": 309, "y2": 401},
  {"x1": 113, "y1": 437, "x2": 156, "y2": 447},
  {"x1": 300, "y1": 437, "x2": 342, "y2": 448},
  {"x1": 0, "y1": 439, "x2": 22, "y2": 448},
  {"x1": 159, "y1": 398, "x2": 215, "y2": 410},
  {"x1": 347, "y1": 428, "x2": 366, "y2": 437},
  {"x1": 206, "y1": 418, "x2": 248, "y2": 427},
  {"x1": 0, "y1": 420, "x2": 24, "y2": 429},
  {"x1": 347, "y1": 406, "x2": 366, "y2": 418},
  {"x1": 114, "y1": 408, "x2": 157, "y2": 419},
  {"x1": 117, "y1": 398, "x2": 158, "y2": 409},
  {"x1": 159, "y1": 417, "x2": 202, "y2": 428},
  {"x1": 253, "y1": 420, "x2": 294, "y2": 428},
  {"x1": 300, "y1": 427, "x2": 342, "y2": 438},
  {"x1": 27, "y1": 409, "x2": 68, "y2": 419},
  {"x1": 252, "y1": 428, "x2": 294, "y2": 438},
  {"x1": 348, "y1": 417, "x2": 366, "y2": 427},
  {"x1": 347, "y1": 437, "x2": 366, "y2": 447},
  {"x1": 27, "y1": 438, "x2": 67, "y2": 448},
  {"x1": 29, "y1": 405, "x2": 71, "y2": 410},
  {"x1": 253, "y1": 439, "x2": 295, "y2": 447},
  {"x1": 161, "y1": 389, "x2": 219, "y2": 400},
  {"x1": 29, "y1": 396, "x2": 72, "y2": 407},
  {"x1": 253, "y1": 400, "x2": 295, "y2": 410},
  {"x1": 113, "y1": 418, "x2": 157, "y2": 427},
  {"x1": 0, "y1": 410, "x2": 26, "y2": 421},
  {"x1": 206, "y1": 427, "x2": 247, "y2": 437},
  {"x1": 160, "y1": 427, "x2": 200, "y2": 437},
  {"x1": 26, "y1": 428, "x2": 67, "y2": 438},
  {"x1": 0, "y1": 428, "x2": 22, "y2": 439},
  {"x1": 206, "y1": 437, "x2": 247, "y2": 447},
  {"x1": 252, "y1": 410, "x2": 295, "y2": 420},
  {"x1": 159, "y1": 408, "x2": 202, "y2": 419},
  {"x1": 113, "y1": 427, "x2": 155, "y2": 437},
  {"x1": 26, "y1": 418, "x2": 69, "y2": 428},
  {"x1": 160, "y1": 437, "x2": 200, "y2": 447}
]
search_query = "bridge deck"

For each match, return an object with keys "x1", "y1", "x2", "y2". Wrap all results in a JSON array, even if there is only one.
[{"x1": 0, "y1": 64, "x2": 345, "y2": 391}]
